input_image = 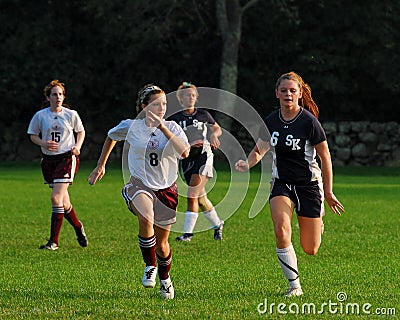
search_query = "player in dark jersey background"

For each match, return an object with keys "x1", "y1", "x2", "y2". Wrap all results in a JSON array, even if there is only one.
[
  {"x1": 169, "y1": 82, "x2": 224, "y2": 242},
  {"x1": 236, "y1": 72, "x2": 344, "y2": 297}
]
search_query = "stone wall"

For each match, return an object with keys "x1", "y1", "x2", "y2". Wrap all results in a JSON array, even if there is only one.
[
  {"x1": 323, "y1": 121, "x2": 400, "y2": 166},
  {"x1": 2, "y1": 121, "x2": 400, "y2": 166}
]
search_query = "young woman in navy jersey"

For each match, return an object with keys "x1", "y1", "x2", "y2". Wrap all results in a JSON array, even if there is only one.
[
  {"x1": 88, "y1": 84, "x2": 189, "y2": 299},
  {"x1": 235, "y1": 72, "x2": 344, "y2": 297},
  {"x1": 27, "y1": 80, "x2": 88, "y2": 251},
  {"x1": 169, "y1": 82, "x2": 224, "y2": 242}
]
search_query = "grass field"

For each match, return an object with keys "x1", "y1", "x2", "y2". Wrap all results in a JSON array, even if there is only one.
[{"x1": 0, "y1": 161, "x2": 399, "y2": 319}]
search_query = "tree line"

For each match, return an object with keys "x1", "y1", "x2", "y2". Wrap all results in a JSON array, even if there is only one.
[{"x1": 1, "y1": 0, "x2": 398, "y2": 138}]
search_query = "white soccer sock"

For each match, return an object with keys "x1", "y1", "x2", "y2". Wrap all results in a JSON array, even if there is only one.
[
  {"x1": 184, "y1": 211, "x2": 198, "y2": 234},
  {"x1": 203, "y1": 208, "x2": 221, "y2": 229},
  {"x1": 276, "y1": 244, "x2": 301, "y2": 289}
]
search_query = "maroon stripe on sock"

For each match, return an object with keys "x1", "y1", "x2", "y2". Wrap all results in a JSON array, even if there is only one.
[
  {"x1": 50, "y1": 207, "x2": 64, "y2": 244},
  {"x1": 138, "y1": 235, "x2": 156, "y2": 267},
  {"x1": 157, "y1": 251, "x2": 172, "y2": 280}
]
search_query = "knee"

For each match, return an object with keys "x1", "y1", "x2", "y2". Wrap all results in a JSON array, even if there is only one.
[
  {"x1": 274, "y1": 225, "x2": 291, "y2": 244},
  {"x1": 156, "y1": 241, "x2": 170, "y2": 256},
  {"x1": 187, "y1": 197, "x2": 197, "y2": 206},
  {"x1": 198, "y1": 195, "x2": 213, "y2": 211},
  {"x1": 301, "y1": 244, "x2": 319, "y2": 255},
  {"x1": 300, "y1": 235, "x2": 321, "y2": 255},
  {"x1": 198, "y1": 196, "x2": 206, "y2": 208},
  {"x1": 187, "y1": 187, "x2": 199, "y2": 199},
  {"x1": 50, "y1": 194, "x2": 62, "y2": 205},
  {"x1": 198, "y1": 197, "x2": 206, "y2": 209}
]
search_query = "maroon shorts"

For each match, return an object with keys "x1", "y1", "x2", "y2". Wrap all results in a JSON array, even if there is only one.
[
  {"x1": 41, "y1": 151, "x2": 80, "y2": 187},
  {"x1": 122, "y1": 177, "x2": 178, "y2": 226}
]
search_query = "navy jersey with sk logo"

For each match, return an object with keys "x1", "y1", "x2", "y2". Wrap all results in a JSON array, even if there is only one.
[
  {"x1": 168, "y1": 109, "x2": 215, "y2": 145},
  {"x1": 259, "y1": 108, "x2": 326, "y2": 184}
]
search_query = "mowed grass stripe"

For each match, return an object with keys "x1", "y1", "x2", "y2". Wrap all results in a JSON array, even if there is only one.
[{"x1": 0, "y1": 162, "x2": 399, "y2": 319}]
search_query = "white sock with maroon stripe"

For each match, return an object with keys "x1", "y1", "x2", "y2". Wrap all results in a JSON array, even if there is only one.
[{"x1": 276, "y1": 244, "x2": 301, "y2": 289}]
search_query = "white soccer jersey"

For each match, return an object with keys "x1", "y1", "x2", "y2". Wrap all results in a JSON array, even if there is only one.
[
  {"x1": 108, "y1": 118, "x2": 189, "y2": 190},
  {"x1": 27, "y1": 107, "x2": 84, "y2": 155}
]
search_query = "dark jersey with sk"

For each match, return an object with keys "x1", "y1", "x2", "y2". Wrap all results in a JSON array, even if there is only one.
[
  {"x1": 259, "y1": 108, "x2": 326, "y2": 184},
  {"x1": 168, "y1": 108, "x2": 215, "y2": 145}
]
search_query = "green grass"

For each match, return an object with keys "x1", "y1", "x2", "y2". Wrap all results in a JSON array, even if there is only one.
[{"x1": 0, "y1": 162, "x2": 399, "y2": 319}]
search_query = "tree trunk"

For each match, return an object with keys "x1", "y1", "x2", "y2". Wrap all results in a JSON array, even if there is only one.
[
  {"x1": 216, "y1": 0, "x2": 241, "y2": 94},
  {"x1": 216, "y1": 0, "x2": 259, "y2": 130}
]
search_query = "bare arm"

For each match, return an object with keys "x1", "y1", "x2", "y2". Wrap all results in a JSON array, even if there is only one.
[
  {"x1": 30, "y1": 134, "x2": 59, "y2": 151},
  {"x1": 72, "y1": 130, "x2": 85, "y2": 155},
  {"x1": 148, "y1": 110, "x2": 190, "y2": 158},
  {"x1": 158, "y1": 123, "x2": 190, "y2": 159},
  {"x1": 315, "y1": 140, "x2": 345, "y2": 215},
  {"x1": 235, "y1": 138, "x2": 270, "y2": 172},
  {"x1": 88, "y1": 136, "x2": 118, "y2": 185},
  {"x1": 209, "y1": 122, "x2": 222, "y2": 149}
]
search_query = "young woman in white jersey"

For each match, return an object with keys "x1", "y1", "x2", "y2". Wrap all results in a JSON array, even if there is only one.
[
  {"x1": 88, "y1": 84, "x2": 190, "y2": 299},
  {"x1": 235, "y1": 72, "x2": 344, "y2": 297},
  {"x1": 169, "y1": 82, "x2": 224, "y2": 242},
  {"x1": 27, "y1": 79, "x2": 88, "y2": 251}
]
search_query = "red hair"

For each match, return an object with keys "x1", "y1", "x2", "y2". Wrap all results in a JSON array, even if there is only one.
[
  {"x1": 42, "y1": 79, "x2": 68, "y2": 108},
  {"x1": 275, "y1": 72, "x2": 319, "y2": 118}
]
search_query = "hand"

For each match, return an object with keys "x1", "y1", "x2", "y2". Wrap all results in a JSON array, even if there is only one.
[
  {"x1": 88, "y1": 165, "x2": 105, "y2": 185},
  {"x1": 45, "y1": 140, "x2": 59, "y2": 151},
  {"x1": 71, "y1": 145, "x2": 81, "y2": 156},
  {"x1": 235, "y1": 159, "x2": 249, "y2": 172},
  {"x1": 210, "y1": 134, "x2": 220, "y2": 150},
  {"x1": 324, "y1": 192, "x2": 345, "y2": 215},
  {"x1": 147, "y1": 110, "x2": 164, "y2": 129}
]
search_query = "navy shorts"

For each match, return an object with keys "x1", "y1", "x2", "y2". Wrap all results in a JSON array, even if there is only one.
[
  {"x1": 269, "y1": 179, "x2": 324, "y2": 218},
  {"x1": 122, "y1": 177, "x2": 178, "y2": 226},
  {"x1": 181, "y1": 146, "x2": 214, "y2": 184},
  {"x1": 41, "y1": 151, "x2": 79, "y2": 187}
]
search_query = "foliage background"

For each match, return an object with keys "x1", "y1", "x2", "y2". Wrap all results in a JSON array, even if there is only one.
[{"x1": 1, "y1": 0, "x2": 399, "y2": 137}]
